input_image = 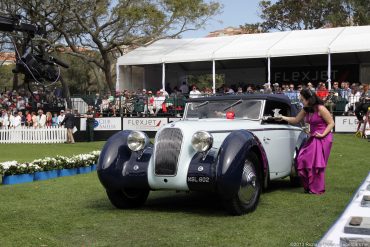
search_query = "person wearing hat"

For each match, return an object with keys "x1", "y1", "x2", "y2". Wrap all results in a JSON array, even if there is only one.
[
  {"x1": 84, "y1": 105, "x2": 95, "y2": 142},
  {"x1": 37, "y1": 109, "x2": 47, "y2": 128},
  {"x1": 146, "y1": 91, "x2": 155, "y2": 116},
  {"x1": 57, "y1": 110, "x2": 65, "y2": 126},
  {"x1": 154, "y1": 90, "x2": 166, "y2": 116}
]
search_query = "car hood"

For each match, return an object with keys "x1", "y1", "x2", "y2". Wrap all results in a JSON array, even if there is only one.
[
  {"x1": 167, "y1": 118, "x2": 261, "y2": 132},
  {"x1": 156, "y1": 118, "x2": 262, "y2": 149}
]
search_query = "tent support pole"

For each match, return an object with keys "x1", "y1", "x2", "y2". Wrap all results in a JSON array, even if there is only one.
[
  {"x1": 115, "y1": 64, "x2": 120, "y2": 91},
  {"x1": 129, "y1": 66, "x2": 133, "y2": 90},
  {"x1": 212, "y1": 60, "x2": 216, "y2": 94},
  {"x1": 162, "y1": 63, "x2": 166, "y2": 90},
  {"x1": 327, "y1": 53, "x2": 332, "y2": 90},
  {"x1": 143, "y1": 66, "x2": 146, "y2": 90},
  {"x1": 267, "y1": 57, "x2": 271, "y2": 87}
]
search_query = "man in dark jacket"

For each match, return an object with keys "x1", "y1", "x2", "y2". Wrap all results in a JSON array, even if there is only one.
[
  {"x1": 93, "y1": 93, "x2": 102, "y2": 113},
  {"x1": 84, "y1": 105, "x2": 95, "y2": 142},
  {"x1": 61, "y1": 108, "x2": 75, "y2": 143}
]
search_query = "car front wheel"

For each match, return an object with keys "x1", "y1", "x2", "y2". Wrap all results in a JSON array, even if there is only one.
[
  {"x1": 106, "y1": 188, "x2": 149, "y2": 209},
  {"x1": 224, "y1": 152, "x2": 261, "y2": 215}
]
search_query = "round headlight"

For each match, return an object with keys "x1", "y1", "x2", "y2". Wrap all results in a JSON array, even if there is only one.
[
  {"x1": 127, "y1": 131, "x2": 149, "y2": 152},
  {"x1": 191, "y1": 131, "x2": 213, "y2": 153}
]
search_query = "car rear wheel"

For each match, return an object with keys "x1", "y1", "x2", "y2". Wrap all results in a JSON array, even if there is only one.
[
  {"x1": 106, "y1": 188, "x2": 149, "y2": 209},
  {"x1": 224, "y1": 152, "x2": 261, "y2": 215}
]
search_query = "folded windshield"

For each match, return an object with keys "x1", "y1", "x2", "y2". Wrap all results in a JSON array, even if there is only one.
[{"x1": 185, "y1": 100, "x2": 262, "y2": 120}]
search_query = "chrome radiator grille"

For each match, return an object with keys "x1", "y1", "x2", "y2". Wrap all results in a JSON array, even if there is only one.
[{"x1": 155, "y1": 128, "x2": 183, "y2": 175}]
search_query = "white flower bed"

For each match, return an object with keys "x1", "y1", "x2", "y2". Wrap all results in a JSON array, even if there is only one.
[{"x1": 0, "y1": 151, "x2": 100, "y2": 176}]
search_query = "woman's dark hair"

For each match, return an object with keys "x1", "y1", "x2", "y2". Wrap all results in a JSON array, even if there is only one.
[{"x1": 300, "y1": 88, "x2": 323, "y2": 113}]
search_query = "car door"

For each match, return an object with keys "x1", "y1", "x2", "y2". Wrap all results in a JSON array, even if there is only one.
[{"x1": 261, "y1": 100, "x2": 297, "y2": 179}]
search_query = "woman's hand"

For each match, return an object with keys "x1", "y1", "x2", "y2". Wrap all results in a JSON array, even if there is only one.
[{"x1": 313, "y1": 131, "x2": 325, "y2": 138}]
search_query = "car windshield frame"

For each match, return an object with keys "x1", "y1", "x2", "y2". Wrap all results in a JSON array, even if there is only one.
[{"x1": 184, "y1": 99, "x2": 264, "y2": 120}]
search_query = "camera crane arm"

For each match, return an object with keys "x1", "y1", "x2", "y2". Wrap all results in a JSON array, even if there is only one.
[
  {"x1": 0, "y1": 14, "x2": 69, "y2": 85},
  {"x1": 0, "y1": 15, "x2": 42, "y2": 35}
]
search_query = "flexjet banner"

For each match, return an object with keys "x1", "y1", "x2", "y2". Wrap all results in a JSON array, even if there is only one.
[
  {"x1": 122, "y1": 118, "x2": 168, "y2": 131},
  {"x1": 271, "y1": 65, "x2": 359, "y2": 84},
  {"x1": 334, "y1": 116, "x2": 360, "y2": 132}
]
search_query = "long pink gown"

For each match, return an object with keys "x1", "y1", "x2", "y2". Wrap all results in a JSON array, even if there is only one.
[{"x1": 297, "y1": 109, "x2": 333, "y2": 194}]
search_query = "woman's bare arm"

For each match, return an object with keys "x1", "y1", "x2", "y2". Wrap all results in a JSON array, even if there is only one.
[
  {"x1": 281, "y1": 109, "x2": 306, "y2": 125},
  {"x1": 314, "y1": 105, "x2": 334, "y2": 138}
]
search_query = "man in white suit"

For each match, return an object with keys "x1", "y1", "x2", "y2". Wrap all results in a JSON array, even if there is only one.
[
  {"x1": 57, "y1": 110, "x2": 65, "y2": 125},
  {"x1": 38, "y1": 109, "x2": 47, "y2": 128},
  {"x1": 13, "y1": 112, "x2": 22, "y2": 129}
]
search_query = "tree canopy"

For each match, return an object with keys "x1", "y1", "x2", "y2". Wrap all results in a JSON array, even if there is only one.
[
  {"x1": 1, "y1": 0, "x2": 221, "y2": 93},
  {"x1": 258, "y1": 0, "x2": 370, "y2": 31}
]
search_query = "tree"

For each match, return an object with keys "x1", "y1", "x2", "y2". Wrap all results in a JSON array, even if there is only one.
[
  {"x1": 240, "y1": 23, "x2": 267, "y2": 34},
  {"x1": 187, "y1": 74, "x2": 224, "y2": 91},
  {"x1": 59, "y1": 53, "x2": 94, "y2": 94},
  {"x1": 25, "y1": 0, "x2": 221, "y2": 93},
  {"x1": 259, "y1": 0, "x2": 349, "y2": 31},
  {"x1": 0, "y1": 64, "x2": 16, "y2": 90},
  {"x1": 258, "y1": 0, "x2": 370, "y2": 31},
  {"x1": 349, "y1": 0, "x2": 370, "y2": 25}
]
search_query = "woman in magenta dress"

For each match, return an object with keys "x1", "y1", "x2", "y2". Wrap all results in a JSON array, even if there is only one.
[{"x1": 281, "y1": 88, "x2": 334, "y2": 194}]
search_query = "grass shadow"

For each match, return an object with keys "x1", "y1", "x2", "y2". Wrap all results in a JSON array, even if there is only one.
[
  {"x1": 264, "y1": 178, "x2": 304, "y2": 194},
  {"x1": 86, "y1": 180, "x2": 304, "y2": 216},
  {"x1": 86, "y1": 191, "x2": 229, "y2": 216},
  {"x1": 143, "y1": 191, "x2": 228, "y2": 216}
]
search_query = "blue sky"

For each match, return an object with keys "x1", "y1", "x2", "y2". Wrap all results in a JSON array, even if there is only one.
[{"x1": 182, "y1": 0, "x2": 263, "y2": 38}]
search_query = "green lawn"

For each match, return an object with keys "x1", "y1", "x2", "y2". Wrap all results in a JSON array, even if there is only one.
[
  {"x1": 0, "y1": 135, "x2": 369, "y2": 246},
  {"x1": 0, "y1": 142, "x2": 105, "y2": 163}
]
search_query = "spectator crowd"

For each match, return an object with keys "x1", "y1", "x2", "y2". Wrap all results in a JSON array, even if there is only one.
[
  {"x1": 1, "y1": 81, "x2": 369, "y2": 129},
  {"x1": 0, "y1": 87, "x2": 66, "y2": 129},
  {"x1": 89, "y1": 81, "x2": 370, "y2": 121}
]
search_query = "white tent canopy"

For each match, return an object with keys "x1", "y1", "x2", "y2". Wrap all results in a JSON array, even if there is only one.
[
  {"x1": 117, "y1": 25, "x2": 370, "y2": 91},
  {"x1": 117, "y1": 25, "x2": 370, "y2": 66},
  {"x1": 214, "y1": 32, "x2": 288, "y2": 60},
  {"x1": 329, "y1": 25, "x2": 370, "y2": 54}
]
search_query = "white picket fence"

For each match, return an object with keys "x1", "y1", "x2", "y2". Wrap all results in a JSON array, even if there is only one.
[{"x1": 0, "y1": 126, "x2": 67, "y2": 144}]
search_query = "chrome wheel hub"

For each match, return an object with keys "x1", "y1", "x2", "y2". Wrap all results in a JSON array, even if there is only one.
[{"x1": 238, "y1": 159, "x2": 258, "y2": 204}]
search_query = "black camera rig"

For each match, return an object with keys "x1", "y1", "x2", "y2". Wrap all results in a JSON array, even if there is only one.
[{"x1": 0, "y1": 14, "x2": 68, "y2": 85}]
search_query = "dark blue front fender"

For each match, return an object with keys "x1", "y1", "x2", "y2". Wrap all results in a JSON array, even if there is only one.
[
  {"x1": 97, "y1": 130, "x2": 151, "y2": 190},
  {"x1": 217, "y1": 130, "x2": 268, "y2": 200}
]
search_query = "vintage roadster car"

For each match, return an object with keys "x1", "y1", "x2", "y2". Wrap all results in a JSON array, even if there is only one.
[{"x1": 97, "y1": 94, "x2": 307, "y2": 215}]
